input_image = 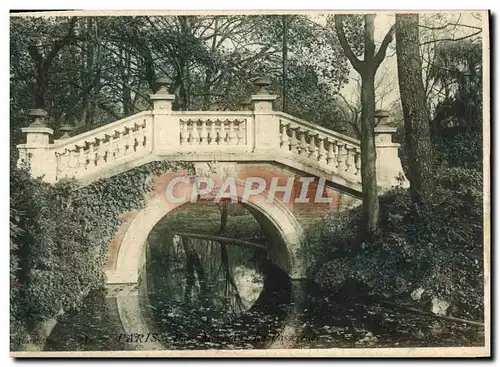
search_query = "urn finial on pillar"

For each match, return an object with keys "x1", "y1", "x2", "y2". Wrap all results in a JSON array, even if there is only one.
[
  {"x1": 375, "y1": 109, "x2": 391, "y2": 126},
  {"x1": 150, "y1": 76, "x2": 176, "y2": 111},
  {"x1": 22, "y1": 109, "x2": 53, "y2": 145},
  {"x1": 154, "y1": 76, "x2": 171, "y2": 94},
  {"x1": 253, "y1": 76, "x2": 272, "y2": 94},
  {"x1": 59, "y1": 123, "x2": 74, "y2": 139},
  {"x1": 250, "y1": 76, "x2": 276, "y2": 113},
  {"x1": 28, "y1": 108, "x2": 49, "y2": 127},
  {"x1": 374, "y1": 110, "x2": 394, "y2": 144}
]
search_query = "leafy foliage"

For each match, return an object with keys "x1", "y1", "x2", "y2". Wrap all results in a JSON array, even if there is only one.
[
  {"x1": 10, "y1": 15, "x2": 352, "y2": 144},
  {"x1": 430, "y1": 40, "x2": 482, "y2": 129},
  {"x1": 10, "y1": 158, "x2": 192, "y2": 342},
  {"x1": 309, "y1": 167, "x2": 483, "y2": 320}
]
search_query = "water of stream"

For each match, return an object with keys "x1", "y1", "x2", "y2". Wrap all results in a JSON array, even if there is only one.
[
  {"x1": 44, "y1": 202, "x2": 484, "y2": 351},
  {"x1": 44, "y1": 249, "x2": 484, "y2": 352}
]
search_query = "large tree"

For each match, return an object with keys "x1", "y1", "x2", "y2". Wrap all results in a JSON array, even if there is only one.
[
  {"x1": 334, "y1": 14, "x2": 395, "y2": 237},
  {"x1": 10, "y1": 14, "x2": 350, "y2": 141},
  {"x1": 395, "y1": 14, "x2": 434, "y2": 205}
]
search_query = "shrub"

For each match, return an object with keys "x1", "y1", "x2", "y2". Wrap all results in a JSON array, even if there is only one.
[
  {"x1": 435, "y1": 128, "x2": 482, "y2": 169},
  {"x1": 309, "y1": 167, "x2": 484, "y2": 320},
  {"x1": 10, "y1": 159, "x2": 192, "y2": 345}
]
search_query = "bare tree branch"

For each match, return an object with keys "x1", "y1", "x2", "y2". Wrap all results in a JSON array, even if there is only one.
[
  {"x1": 419, "y1": 30, "x2": 482, "y2": 46},
  {"x1": 334, "y1": 15, "x2": 363, "y2": 72},
  {"x1": 374, "y1": 25, "x2": 395, "y2": 68},
  {"x1": 418, "y1": 22, "x2": 482, "y2": 31}
]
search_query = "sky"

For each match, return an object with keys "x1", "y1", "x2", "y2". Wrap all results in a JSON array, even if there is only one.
[{"x1": 338, "y1": 12, "x2": 484, "y2": 113}]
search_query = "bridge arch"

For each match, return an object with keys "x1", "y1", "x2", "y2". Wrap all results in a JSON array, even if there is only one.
[
  {"x1": 104, "y1": 172, "x2": 307, "y2": 287},
  {"x1": 102, "y1": 169, "x2": 312, "y2": 345}
]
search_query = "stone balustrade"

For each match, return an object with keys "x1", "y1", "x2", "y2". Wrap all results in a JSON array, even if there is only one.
[
  {"x1": 277, "y1": 112, "x2": 362, "y2": 180},
  {"x1": 52, "y1": 112, "x2": 153, "y2": 180},
  {"x1": 177, "y1": 114, "x2": 251, "y2": 148},
  {"x1": 16, "y1": 77, "x2": 407, "y2": 192}
]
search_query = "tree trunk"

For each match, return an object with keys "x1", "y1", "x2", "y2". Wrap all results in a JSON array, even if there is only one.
[
  {"x1": 334, "y1": 14, "x2": 394, "y2": 238},
  {"x1": 359, "y1": 14, "x2": 379, "y2": 237},
  {"x1": 395, "y1": 14, "x2": 434, "y2": 205},
  {"x1": 360, "y1": 71, "x2": 379, "y2": 237}
]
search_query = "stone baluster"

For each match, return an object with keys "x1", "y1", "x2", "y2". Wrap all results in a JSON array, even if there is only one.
[
  {"x1": 336, "y1": 142, "x2": 347, "y2": 172},
  {"x1": 318, "y1": 136, "x2": 327, "y2": 164},
  {"x1": 104, "y1": 136, "x2": 113, "y2": 161},
  {"x1": 133, "y1": 129, "x2": 142, "y2": 152},
  {"x1": 136, "y1": 123, "x2": 146, "y2": 150},
  {"x1": 68, "y1": 149, "x2": 79, "y2": 175},
  {"x1": 126, "y1": 127, "x2": 135, "y2": 154},
  {"x1": 107, "y1": 133, "x2": 117, "y2": 161},
  {"x1": 327, "y1": 139, "x2": 337, "y2": 168},
  {"x1": 308, "y1": 133, "x2": 318, "y2": 160},
  {"x1": 289, "y1": 126, "x2": 299, "y2": 153},
  {"x1": 60, "y1": 150, "x2": 70, "y2": 176},
  {"x1": 237, "y1": 120, "x2": 245, "y2": 145},
  {"x1": 208, "y1": 120, "x2": 216, "y2": 145},
  {"x1": 299, "y1": 128, "x2": 308, "y2": 156},
  {"x1": 120, "y1": 130, "x2": 128, "y2": 155},
  {"x1": 180, "y1": 121, "x2": 189, "y2": 145},
  {"x1": 280, "y1": 122, "x2": 290, "y2": 151},
  {"x1": 228, "y1": 120, "x2": 237, "y2": 145},
  {"x1": 219, "y1": 120, "x2": 228, "y2": 144},
  {"x1": 97, "y1": 139, "x2": 107, "y2": 165},
  {"x1": 57, "y1": 149, "x2": 69, "y2": 175},
  {"x1": 355, "y1": 149, "x2": 362, "y2": 176},
  {"x1": 200, "y1": 121, "x2": 208, "y2": 145},
  {"x1": 87, "y1": 143, "x2": 96, "y2": 167},
  {"x1": 55, "y1": 151, "x2": 63, "y2": 177},
  {"x1": 78, "y1": 145, "x2": 87, "y2": 170},
  {"x1": 65, "y1": 150, "x2": 74, "y2": 174},
  {"x1": 115, "y1": 132, "x2": 126, "y2": 158},
  {"x1": 345, "y1": 146, "x2": 357, "y2": 175},
  {"x1": 190, "y1": 120, "x2": 200, "y2": 145}
]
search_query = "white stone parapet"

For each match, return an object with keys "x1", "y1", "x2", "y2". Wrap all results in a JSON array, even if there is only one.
[{"x1": 16, "y1": 96, "x2": 407, "y2": 192}]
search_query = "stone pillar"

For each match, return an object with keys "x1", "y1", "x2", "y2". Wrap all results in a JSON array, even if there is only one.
[
  {"x1": 250, "y1": 77, "x2": 279, "y2": 153},
  {"x1": 149, "y1": 77, "x2": 178, "y2": 154},
  {"x1": 374, "y1": 110, "x2": 408, "y2": 190},
  {"x1": 17, "y1": 109, "x2": 57, "y2": 183}
]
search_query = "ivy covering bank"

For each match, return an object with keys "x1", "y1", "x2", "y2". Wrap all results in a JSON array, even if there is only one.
[{"x1": 10, "y1": 159, "x2": 193, "y2": 348}]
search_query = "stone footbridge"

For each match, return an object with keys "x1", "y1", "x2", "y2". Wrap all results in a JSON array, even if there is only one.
[{"x1": 17, "y1": 77, "x2": 407, "y2": 343}]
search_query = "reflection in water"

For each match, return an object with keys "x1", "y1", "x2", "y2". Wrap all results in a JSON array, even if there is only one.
[{"x1": 144, "y1": 232, "x2": 293, "y2": 349}]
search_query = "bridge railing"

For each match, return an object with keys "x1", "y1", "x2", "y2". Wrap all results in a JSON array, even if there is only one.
[
  {"x1": 16, "y1": 77, "x2": 407, "y2": 190},
  {"x1": 175, "y1": 111, "x2": 254, "y2": 152},
  {"x1": 55, "y1": 111, "x2": 154, "y2": 180},
  {"x1": 276, "y1": 112, "x2": 362, "y2": 180}
]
